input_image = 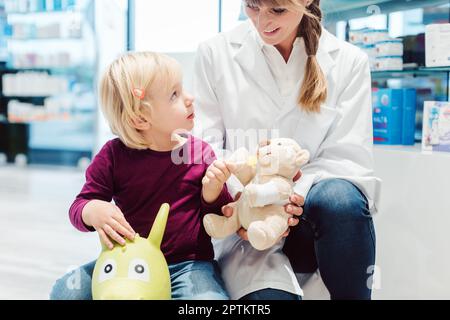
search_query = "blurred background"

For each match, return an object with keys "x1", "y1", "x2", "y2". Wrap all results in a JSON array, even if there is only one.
[{"x1": 0, "y1": 0, "x2": 449, "y2": 299}]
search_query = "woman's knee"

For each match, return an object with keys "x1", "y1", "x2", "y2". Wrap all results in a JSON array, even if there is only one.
[{"x1": 305, "y1": 179, "x2": 370, "y2": 225}]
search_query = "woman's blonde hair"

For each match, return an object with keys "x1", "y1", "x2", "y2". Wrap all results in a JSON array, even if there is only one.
[
  {"x1": 100, "y1": 51, "x2": 181, "y2": 149},
  {"x1": 245, "y1": 0, "x2": 327, "y2": 113}
]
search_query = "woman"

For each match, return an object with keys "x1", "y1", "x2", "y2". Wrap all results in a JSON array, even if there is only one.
[{"x1": 193, "y1": 0, "x2": 380, "y2": 300}]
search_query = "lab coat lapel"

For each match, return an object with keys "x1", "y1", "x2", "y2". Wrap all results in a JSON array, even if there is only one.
[
  {"x1": 233, "y1": 32, "x2": 283, "y2": 110},
  {"x1": 316, "y1": 28, "x2": 338, "y2": 79},
  {"x1": 230, "y1": 23, "x2": 340, "y2": 118},
  {"x1": 275, "y1": 28, "x2": 340, "y2": 121}
]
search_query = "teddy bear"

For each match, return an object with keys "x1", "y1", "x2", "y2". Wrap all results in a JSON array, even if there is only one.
[{"x1": 203, "y1": 138, "x2": 310, "y2": 251}]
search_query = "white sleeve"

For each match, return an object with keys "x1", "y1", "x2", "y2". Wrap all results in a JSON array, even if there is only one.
[
  {"x1": 192, "y1": 42, "x2": 224, "y2": 153},
  {"x1": 293, "y1": 52, "x2": 381, "y2": 212},
  {"x1": 293, "y1": 173, "x2": 316, "y2": 200},
  {"x1": 192, "y1": 42, "x2": 244, "y2": 198}
]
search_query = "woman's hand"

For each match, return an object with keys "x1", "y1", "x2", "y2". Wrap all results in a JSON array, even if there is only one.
[
  {"x1": 284, "y1": 170, "x2": 305, "y2": 235},
  {"x1": 82, "y1": 200, "x2": 136, "y2": 250},
  {"x1": 284, "y1": 193, "x2": 305, "y2": 234},
  {"x1": 202, "y1": 160, "x2": 233, "y2": 204}
]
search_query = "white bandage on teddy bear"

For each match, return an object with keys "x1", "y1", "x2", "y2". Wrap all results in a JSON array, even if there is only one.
[
  {"x1": 203, "y1": 138, "x2": 310, "y2": 251},
  {"x1": 246, "y1": 181, "x2": 283, "y2": 207}
]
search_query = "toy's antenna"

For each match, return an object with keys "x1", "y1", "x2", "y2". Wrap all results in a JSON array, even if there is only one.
[{"x1": 148, "y1": 203, "x2": 170, "y2": 248}]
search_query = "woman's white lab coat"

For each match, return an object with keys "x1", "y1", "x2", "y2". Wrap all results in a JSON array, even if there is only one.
[{"x1": 192, "y1": 20, "x2": 381, "y2": 299}]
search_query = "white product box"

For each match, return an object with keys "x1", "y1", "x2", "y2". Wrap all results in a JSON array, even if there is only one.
[
  {"x1": 422, "y1": 101, "x2": 450, "y2": 153},
  {"x1": 375, "y1": 39, "x2": 404, "y2": 57},
  {"x1": 374, "y1": 56, "x2": 403, "y2": 71},
  {"x1": 425, "y1": 23, "x2": 450, "y2": 67},
  {"x1": 362, "y1": 29, "x2": 390, "y2": 45},
  {"x1": 363, "y1": 44, "x2": 377, "y2": 70},
  {"x1": 349, "y1": 28, "x2": 368, "y2": 44}
]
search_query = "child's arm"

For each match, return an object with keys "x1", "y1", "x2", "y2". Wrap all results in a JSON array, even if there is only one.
[
  {"x1": 69, "y1": 142, "x2": 135, "y2": 249},
  {"x1": 200, "y1": 141, "x2": 234, "y2": 215}
]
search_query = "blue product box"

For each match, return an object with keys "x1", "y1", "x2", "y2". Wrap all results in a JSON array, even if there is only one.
[
  {"x1": 372, "y1": 89, "x2": 403, "y2": 145},
  {"x1": 44, "y1": 0, "x2": 52, "y2": 11},
  {"x1": 53, "y1": 0, "x2": 62, "y2": 11},
  {"x1": 38, "y1": 0, "x2": 46, "y2": 11},
  {"x1": 402, "y1": 89, "x2": 417, "y2": 145},
  {"x1": 4, "y1": 23, "x2": 12, "y2": 37},
  {"x1": 64, "y1": 0, "x2": 76, "y2": 10}
]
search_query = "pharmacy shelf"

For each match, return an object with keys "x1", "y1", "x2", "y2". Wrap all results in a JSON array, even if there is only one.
[
  {"x1": 3, "y1": 67, "x2": 95, "y2": 78},
  {"x1": 1, "y1": 58, "x2": 95, "y2": 78},
  {"x1": 2, "y1": 66, "x2": 95, "y2": 77},
  {"x1": 1, "y1": 94, "x2": 50, "y2": 99},
  {"x1": 6, "y1": 10, "x2": 77, "y2": 15},
  {"x1": 374, "y1": 143, "x2": 421, "y2": 153},
  {"x1": 322, "y1": 0, "x2": 390, "y2": 14},
  {"x1": 371, "y1": 67, "x2": 450, "y2": 103},
  {"x1": 374, "y1": 143, "x2": 450, "y2": 158},
  {"x1": 323, "y1": 0, "x2": 449, "y2": 23},
  {"x1": 0, "y1": 0, "x2": 97, "y2": 166},
  {"x1": 372, "y1": 67, "x2": 450, "y2": 78},
  {"x1": 4, "y1": 4, "x2": 86, "y2": 16},
  {"x1": 6, "y1": 37, "x2": 83, "y2": 41},
  {"x1": 1, "y1": 114, "x2": 85, "y2": 124}
]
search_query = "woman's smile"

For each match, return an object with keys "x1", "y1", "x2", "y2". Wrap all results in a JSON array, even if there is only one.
[{"x1": 263, "y1": 27, "x2": 281, "y2": 37}]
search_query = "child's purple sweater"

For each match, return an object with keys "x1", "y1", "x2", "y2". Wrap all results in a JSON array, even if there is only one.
[{"x1": 69, "y1": 135, "x2": 233, "y2": 264}]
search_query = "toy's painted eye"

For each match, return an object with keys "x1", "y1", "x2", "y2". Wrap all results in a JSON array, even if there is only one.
[
  {"x1": 135, "y1": 265, "x2": 144, "y2": 274},
  {"x1": 104, "y1": 264, "x2": 113, "y2": 273},
  {"x1": 98, "y1": 259, "x2": 117, "y2": 283},
  {"x1": 128, "y1": 259, "x2": 150, "y2": 282}
]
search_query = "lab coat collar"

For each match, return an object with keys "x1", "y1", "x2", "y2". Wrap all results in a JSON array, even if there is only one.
[
  {"x1": 316, "y1": 27, "x2": 339, "y2": 77},
  {"x1": 232, "y1": 21, "x2": 283, "y2": 109},
  {"x1": 231, "y1": 21, "x2": 340, "y2": 110}
]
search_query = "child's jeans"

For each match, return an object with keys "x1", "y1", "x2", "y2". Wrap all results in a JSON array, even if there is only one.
[{"x1": 50, "y1": 260, "x2": 229, "y2": 300}]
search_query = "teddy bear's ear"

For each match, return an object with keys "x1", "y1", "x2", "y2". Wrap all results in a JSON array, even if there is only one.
[
  {"x1": 226, "y1": 148, "x2": 257, "y2": 186},
  {"x1": 296, "y1": 149, "x2": 310, "y2": 167}
]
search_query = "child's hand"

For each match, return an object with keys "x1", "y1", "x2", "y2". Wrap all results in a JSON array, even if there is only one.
[
  {"x1": 82, "y1": 200, "x2": 136, "y2": 250},
  {"x1": 202, "y1": 160, "x2": 233, "y2": 204}
]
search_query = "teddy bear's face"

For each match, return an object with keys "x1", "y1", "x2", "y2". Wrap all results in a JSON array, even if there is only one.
[{"x1": 257, "y1": 138, "x2": 309, "y2": 179}]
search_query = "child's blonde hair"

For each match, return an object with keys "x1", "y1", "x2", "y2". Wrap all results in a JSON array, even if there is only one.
[{"x1": 100, "y1": 51, "x2": 182, "y2": 149}]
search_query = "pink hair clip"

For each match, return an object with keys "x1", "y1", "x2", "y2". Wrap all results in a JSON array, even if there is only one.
[{"x1": 132, "y1": 88, "x2": 145, "y2": 100}]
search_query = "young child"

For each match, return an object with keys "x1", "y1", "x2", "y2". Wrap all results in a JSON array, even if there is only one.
[{"x1": 50, "y1": 52, "x2": 233, "y2": 300}]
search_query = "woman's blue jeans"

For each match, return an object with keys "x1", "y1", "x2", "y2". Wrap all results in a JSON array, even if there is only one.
[{"x1": 283, "y1": 178, "x2": 377, "y2": 300}]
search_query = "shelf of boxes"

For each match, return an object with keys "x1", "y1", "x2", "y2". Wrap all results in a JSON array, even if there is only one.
[
  {"x1": 0, "y1": 0, "x2": 97, "y2": 166},
  {"x1": 340, "y1": 1, "x2": 450, "y2": 156},
  {"x1": 322, "y1": 0, "x2": 450, "y2": 22}
]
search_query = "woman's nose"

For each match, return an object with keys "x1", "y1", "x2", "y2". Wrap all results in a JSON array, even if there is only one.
[{"x1": 256, "y1": 9, "x2": 271, "y2": 26}]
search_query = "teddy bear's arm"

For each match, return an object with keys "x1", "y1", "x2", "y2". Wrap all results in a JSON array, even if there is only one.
[{"x1": 226, "y1": 148, "x2": 257, "y2": 186}]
